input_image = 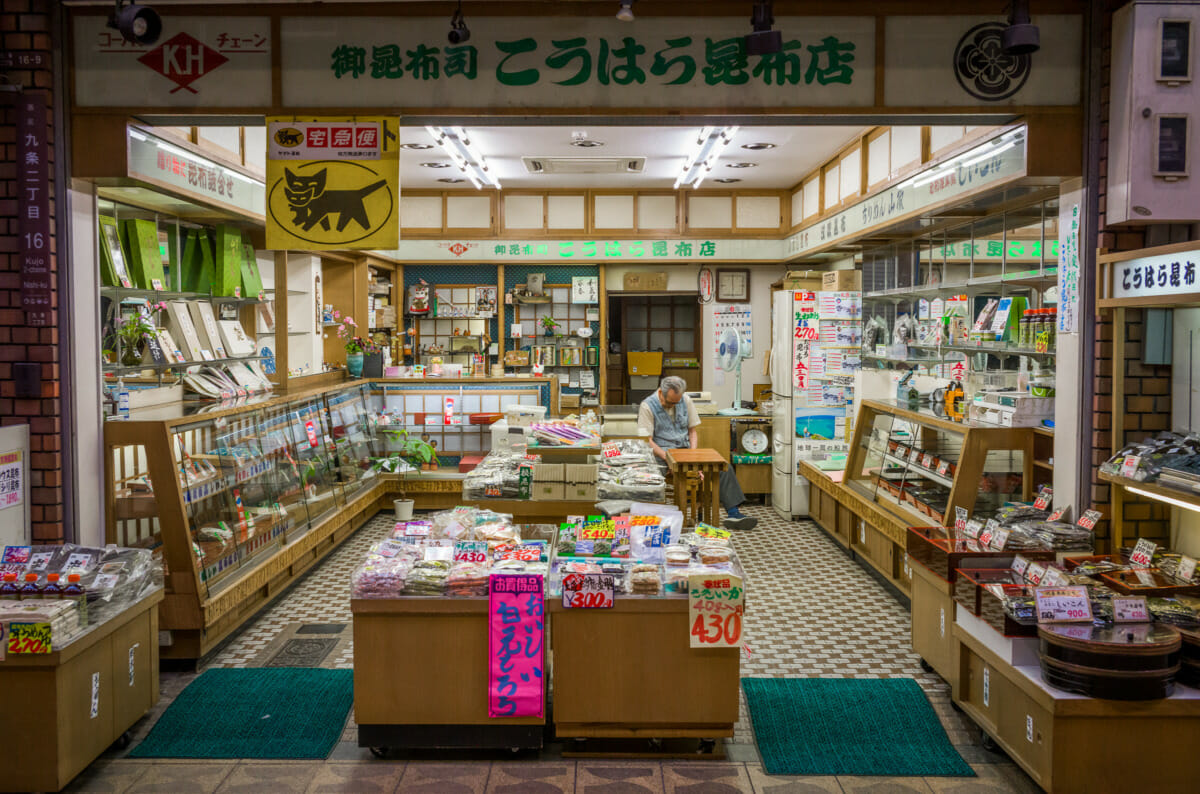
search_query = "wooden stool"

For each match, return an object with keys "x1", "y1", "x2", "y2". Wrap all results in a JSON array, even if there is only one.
[{"x1": 666, "y1": 448, "x2": 729, "y2": 527}]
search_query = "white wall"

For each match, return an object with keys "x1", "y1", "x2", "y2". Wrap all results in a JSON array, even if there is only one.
[
  {"x1": 71, "y1": 184, "x2": 104, "y2": 546},
  {"x1": 1054, "y1": 179, "x2": 1085, "y2": 509},
  {"x1": 1173, "y1": 307, "x2": 1200, "y2": 556},
  {"x1": 605, "y1": 264, "x2": 787, "y2": 406}
]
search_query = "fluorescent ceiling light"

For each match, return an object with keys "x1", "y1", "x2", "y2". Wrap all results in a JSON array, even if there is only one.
[
  {"x1": 675, "y1": 126, "x2": 738, "y2": 190},
  {"x1": 426, "y1": 125, "x2": 498, "y2": 190}
]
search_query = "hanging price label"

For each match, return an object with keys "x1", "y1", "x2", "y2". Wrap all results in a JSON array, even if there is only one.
[
  {"x1": 1178, "y1": 555, "x2": 1198, "y2": 583},
  {"x1": 1130, "y1": 538, "x2": 1158, "y2": 568},
  {"x1": 1034, "y1": 486, "x2": 1053, "y2": 510},
  {"x1": 1035, "y1": 586, "x2": 1093, "y2": 623},
  {"x1": 1012, "y1": 555, "x2": 1030, "y2": 578},
  {"x1": 601, "y1": 443, "x2": 622, "y2": 459},
  {"x1": 688, "y1": 573, "x2": 745, "y2": 648},
  {"x1": 453, "y1": 540, "x2": 488, "y2": 564},
  {"x1": 978, "y1": 519, "x2": 1000, "y2": 547},
  {"x1": 561, "y1": 572, "x2": 615, "y2": 609},
  {"x1": 954, "y1": 506, "x2": 968, "y2": 533},
  {"x1": 1027, "y1": 562, "x2": 1047, "y2": 585},
  {"x1": 1113, "y1": 596, "x2": 1151, "y2": 623},
  {"x1": 1048, "y1": 505, "x2": 1068, "y2": 522},
  {"x1": 1120, "y1": 455, "x2": 1142, "y2": 479},
  {"x1": 989, "y1": 527, "x2": 1010, "y2": 551},
  {"x1": 1077, "y1": 509, "x2": 1103, "y2": 531},
  {"x1": 1042, "y1": 567, "x2": 1070, "y2": 587}
]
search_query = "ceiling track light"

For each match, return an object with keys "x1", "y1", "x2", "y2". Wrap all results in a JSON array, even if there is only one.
[
  {"x1": 745, "y1": 0, "x2": 782, "y2": 56},
  {"x1": 1002, "y1": 0, "x2": 1039, "y2": 55},
  {"x1": 425, "y1": 125, "x2": 499, "y2": 190},
  {"x1": 616, "y1": 0, "x2": 634, "y2": 23},
  {"x1": 448, "y1": 1, "x2": 470, "y2": 44},
  {"x1": 674, "y1": 126, "x2": 739, "y2": 190},
  {"x1": 108, "y1": 0, "x2": 162, "y2": 45}
]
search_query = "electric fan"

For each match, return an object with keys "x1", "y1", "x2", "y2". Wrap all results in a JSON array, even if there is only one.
[{"x1": 716, "y1": 328, "x2": 755, "y2": 416}]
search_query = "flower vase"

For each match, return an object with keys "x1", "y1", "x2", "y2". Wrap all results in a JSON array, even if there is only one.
[
  {"x1": 347, "y1": 352, "x2": 364, "y2": 378},
  {"x1": 120, "y1": 342, "x2": 142, "y2": 367}
]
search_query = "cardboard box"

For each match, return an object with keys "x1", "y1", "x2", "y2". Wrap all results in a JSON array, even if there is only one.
[
  {"x1": 627, "y1": 351, "x2": 663, "y2": 376},
  {"x1": 778, "y1": 270, "x2": 822, "y2": 290},
  {"x1": 533, "y1": 463, "x2": 564, "y2": 482},
  {"x1": 623, "y1": 271, "x2": 668, "y2": 291},
  {"x1": 531, "y1": 482, "x2": 566, "y2": 501},
  {"x1": 564, "y1": 483, "x2": 598, "y2": 501},
  {"x1": 821, "y1": 270, "x2": 862, "y2": 291},
  {"x1": 560, "y1": 393, "x2": 581, "y2": 409},
  {"x1": 565, "y1": 463, "x2": 598, "y2": 483}
]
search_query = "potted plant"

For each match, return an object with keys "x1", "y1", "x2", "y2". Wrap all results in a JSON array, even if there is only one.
[
  {"x1": 113, "y1": 308, "x2": 160, "y2": 366},
  {"x1": 362, "y1": 336, "x2": 385, "y2": 378},
  {"x1": 372, "y1": 428, "x2": 438, "y2": 520},
  {"x1": 540, "y1": 315, "x2": 560, "y2": 337},
  {"x1": 332, "y1": 311, "x2": 367, "y2": 377}
]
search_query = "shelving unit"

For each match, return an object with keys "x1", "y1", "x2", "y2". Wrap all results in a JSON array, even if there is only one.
[{"x1": 1098, "y1": 240, "x2": 1200, "y2": 551}]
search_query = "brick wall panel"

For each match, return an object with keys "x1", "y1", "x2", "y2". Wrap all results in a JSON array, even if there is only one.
[{"x1": 1, "y1": 0, "x2": 64, "y2": 543}]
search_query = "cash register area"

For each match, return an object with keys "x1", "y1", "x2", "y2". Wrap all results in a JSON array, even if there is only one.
[{"x1": 65, "y1": 505, "x2": 1038, "y2": 794}]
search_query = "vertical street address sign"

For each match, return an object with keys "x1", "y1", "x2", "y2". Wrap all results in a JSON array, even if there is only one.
[{"x1": 17, "y1": 94, "x2": 52, "y2": 327}]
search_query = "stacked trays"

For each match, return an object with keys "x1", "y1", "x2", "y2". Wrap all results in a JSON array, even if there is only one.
[
  {"x1": 1038, "y1": 623, "x2": 1182, "y2": 701},
  {"x1": 1174, "y1": 626, "x2": 1200, "y2": 688}
]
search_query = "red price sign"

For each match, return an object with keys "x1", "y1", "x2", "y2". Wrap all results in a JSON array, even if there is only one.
[
  {"x1": 561, "y1": 573, "x2": 615, "y2": 609},
  {"x1": 453, "y1": 541, "x2": 488, "y2": 564},
  {"x1": 495, "y1": 545, "x2": 542, "y2": 562},
  {"x1": 7, "y1": 622, "x2": 51, "y2": 655},
  {"x1": 937, "y1": 459, "x2": 951, "y2": 476},
  {"x1": 688, "y1": 574, "x2": 745, "y2": 648},
  {"x1": 794, "y1": 325, "x2": 819, "y2": 340},
  {"x1": 1113, "y1": 596, "x2": 1151, "y2": 623},
  {"x1": 1130, "y1": 538, "x2": 1158, "y2": 568},
  {"x1": 1034, "y1": 486, "x2": 1053, "y2": 510},
  {"x1": 601, "y1": 443, "x2": 621, "y2": 459},
  {"x1": 954, "y1": 506, "x2": 968, "y2": 533},
  {"x1": 1077, "y1": 509, "x2": 1102, "y2": 531}
]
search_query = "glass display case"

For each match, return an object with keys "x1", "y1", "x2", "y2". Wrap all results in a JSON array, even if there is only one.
[{"x1": 845, "y1": 399, "x2": 1036, "y2": 530}]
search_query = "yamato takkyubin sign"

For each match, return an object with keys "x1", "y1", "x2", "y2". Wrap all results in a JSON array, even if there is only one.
[{"x1": 266, "y1": 118, "x2": 399, "y2": 250}]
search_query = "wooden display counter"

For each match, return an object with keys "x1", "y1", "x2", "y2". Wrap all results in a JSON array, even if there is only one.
[
  {"x1": 0, "y1": 587, "x2": 163, "y2": 793},
  {"x1": 462, "y1": 499, "x2": 601, "y2": 522},
  {"x1": 954, "y1": 622, "x2": 1200, "y2": 793},
  {"x1": 549, "y1": 598, "x2": 740, "y2": 741},
  {"x1": 351, "y1": 598, "x2": 545, "y2": 751},
  {"x1": 909, "y1": 559, "x2": 960, "y2": 691}
]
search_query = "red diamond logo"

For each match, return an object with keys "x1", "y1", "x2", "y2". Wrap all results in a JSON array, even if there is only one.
[
  {"x1": 138, "y1": 33, "x2": 228, "y2": 94},
  {"x1": 448, "y1": 243, "x2": 469, "y2": 257}
]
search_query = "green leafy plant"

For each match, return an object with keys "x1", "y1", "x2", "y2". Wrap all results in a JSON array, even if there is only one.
[
  {"x1": 372, "y1": 428, "x2": 439, "y2": 483},
  {"x1": 114, "y1": 308, "x2": 160, "y2": 365},
  {"x1": 540, "y1": 315, "x2": 560, "y2": 334}
]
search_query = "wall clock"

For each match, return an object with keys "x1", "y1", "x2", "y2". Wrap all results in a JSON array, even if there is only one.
[{"x1": 716, "y1": 269, "x2": 749, "y2": 302}]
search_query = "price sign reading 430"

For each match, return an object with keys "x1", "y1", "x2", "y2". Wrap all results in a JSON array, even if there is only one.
[
  {"x1": 453, "y1": 540, "x2": 488, "y2": 564},
  {"x1": 7, "y1": 622, "x2": 51, "y2": 655},
  {"x1": 1035, "y1": 586, "x2": 1093, "y2": 624},
  {"x1": 561, "y1": 573, "x2": 615, "y2": 609},
  {"x1": 688, "y1": 574, "x2": 745, "y2": 648}
]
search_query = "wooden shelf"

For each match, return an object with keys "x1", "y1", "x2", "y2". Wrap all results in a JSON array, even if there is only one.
[
  {"x1": 1033, "y1": 459, "x2": 1054, "y2": 471},
  {"x1": 1099, "y1": 470, "x2": 1200, "y2": 511}
]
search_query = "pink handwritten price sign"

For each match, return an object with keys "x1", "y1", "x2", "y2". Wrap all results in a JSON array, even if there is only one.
[
  {"x1": 688, "y1": 574, "x2": 745, "y2": 648},
  {"x1": 488, "y1": 574, "x2": 545, "y2": 719}
]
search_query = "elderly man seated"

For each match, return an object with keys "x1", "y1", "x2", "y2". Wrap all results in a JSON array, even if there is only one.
[{"x1": 636, "y1": 375, "x2": 757, "y2": 530}]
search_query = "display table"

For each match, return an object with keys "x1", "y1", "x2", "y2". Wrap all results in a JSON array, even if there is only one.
[
  {"x1": 351, "y1": 597, "x2": 545, "y2": 751},
  {"x1": 461, "y1": 499, "x2": 600, "y2": 523},
  {"x1": 953, "y1": 621, "x2": 1200, "y2": 793},
  {"x1": 0, "y1": 587, "x2": 163, "y2": 793},
  {"x1": 666, "y1": 448, "x2": 728, "y2": 526},
  {"x1": 549, "y1": 598, "x2": 740, "y2": 742}
]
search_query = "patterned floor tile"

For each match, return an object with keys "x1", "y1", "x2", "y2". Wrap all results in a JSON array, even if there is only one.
[
  {"x1": 76, "y1": 505, "x2": 1042, "y2": 794},
  {"x1": 216, "y1": 762, "x2": 319, "y2": 793}
]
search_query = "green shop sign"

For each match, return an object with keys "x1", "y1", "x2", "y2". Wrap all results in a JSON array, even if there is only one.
[{"x1": 375, "y1": 238, "x2": 783, "y2": 263}]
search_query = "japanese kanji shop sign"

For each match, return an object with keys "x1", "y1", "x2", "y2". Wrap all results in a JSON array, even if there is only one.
[
  {"x1": 266, "y1": 117, "x2": 399, "y2": 250},
  {"x1": 488, "y1": 574, "x2": 545, "y2": 719},
  {"x1": 784, "y1": 126, "x2": 1027, "y2": 258},
  {"x1": 1109, "y1": 249, "x2": 1200, "y2": 301},
  {"x1": 127, "y1": 128, "x2": 265, "y2": 219},
  {"x1": 285, "y1": 16, "x2": 876, "y2": 109},
  {"x1": 73, "y1": 16, "x2": 271, "y2": 106},
  {"x1": 375, "y1": 237, "x2": 780, "y2": 262},
  {"x1": 17, "y1": 94, "x2": 52, "y2": 327}
]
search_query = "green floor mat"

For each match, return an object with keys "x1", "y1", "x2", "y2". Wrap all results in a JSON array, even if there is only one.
[
  {"x1": 741, "y1": 677, "x2": 975, "y2": 777},
  {"x1": 130, "y1": 668, "x2": 353, "y2": 759}
]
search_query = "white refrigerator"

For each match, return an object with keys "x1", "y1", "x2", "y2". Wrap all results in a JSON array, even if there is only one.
[{"x1": 770, "y1": 290, "x2": 809, "y2": 519}]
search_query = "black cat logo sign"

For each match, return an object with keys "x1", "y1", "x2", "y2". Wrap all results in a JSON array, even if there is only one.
[{"x1": 265, "y1": 117, "x2": 399, "y2": 249}]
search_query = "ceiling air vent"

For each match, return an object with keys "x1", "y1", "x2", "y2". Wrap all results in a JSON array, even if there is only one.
[{"x1": 522, "y1": 156, "x2": 645, "y2": 175}]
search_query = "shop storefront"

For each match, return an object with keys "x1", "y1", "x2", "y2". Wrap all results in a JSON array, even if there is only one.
[{"x1": 30, "y1": 0, "x2": 1200, "y2": 789}]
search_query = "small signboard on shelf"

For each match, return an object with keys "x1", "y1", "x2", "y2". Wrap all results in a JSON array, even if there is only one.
[
  {"x1": 688, "y1": 573, "x2": 744, "y2": 648},
  {"x1": 487, "y1": 574, "x2": 545, "y2": 719},
  {"x1": 1035, "y1": 586, "x2": 1093, "y2": 623}
]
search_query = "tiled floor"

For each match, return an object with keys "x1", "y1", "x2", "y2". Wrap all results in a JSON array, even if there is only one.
[{"x1": 68, "y1": 505, "x2": 1042, "y2": 793}]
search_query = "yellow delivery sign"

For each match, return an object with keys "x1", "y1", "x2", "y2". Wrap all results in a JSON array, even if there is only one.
[{"x1": 266, "y1": 117, "x2": 398, "y2": 249}]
